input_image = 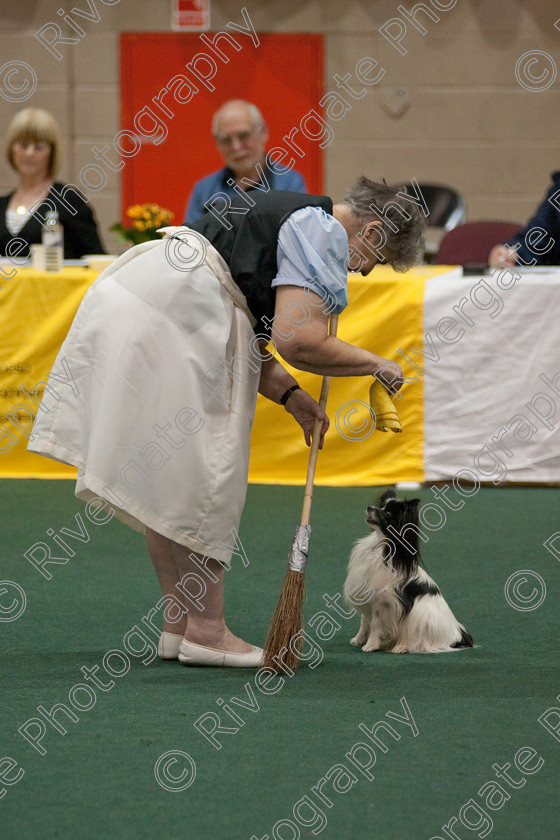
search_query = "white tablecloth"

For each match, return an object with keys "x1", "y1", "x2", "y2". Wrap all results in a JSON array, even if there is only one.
[{"x1": 423, "y1": 269, "x2": 560, "y2": 484}]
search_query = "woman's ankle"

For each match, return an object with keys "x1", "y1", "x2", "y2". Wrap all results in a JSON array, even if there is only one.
[
  {"x1": 162, "y1": 621, "x2": 187, "y2": 636},
  {"x1": 184, "y1": 623, "x2": 253, "y2": 653}
]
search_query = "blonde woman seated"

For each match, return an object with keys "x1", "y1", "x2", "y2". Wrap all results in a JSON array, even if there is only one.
[{"x1": 0, "y1": 108, "x2": 105, "y2": 260}]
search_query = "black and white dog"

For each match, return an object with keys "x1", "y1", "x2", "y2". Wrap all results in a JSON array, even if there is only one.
[{"x1": 344, "y1": 489, "x2": 473, "y2": 654}]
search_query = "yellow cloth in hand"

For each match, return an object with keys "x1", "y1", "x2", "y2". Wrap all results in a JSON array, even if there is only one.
[{"x1": 369, "y1": 378, "x2": 402, "y2": 433}]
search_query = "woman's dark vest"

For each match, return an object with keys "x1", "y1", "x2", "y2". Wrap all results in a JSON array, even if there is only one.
[{"x1": 190, "y1": 189, "x2": 333, "y2": 334}]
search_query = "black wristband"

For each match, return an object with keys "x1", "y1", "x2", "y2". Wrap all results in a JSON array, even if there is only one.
[{"x1": 280, "y1": 384, "x2": 301, "y2": 406}]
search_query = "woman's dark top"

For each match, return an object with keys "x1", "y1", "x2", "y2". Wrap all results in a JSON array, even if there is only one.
[
  {"x1": 506, "y1": 171, "x2": 560, "y2": 265},
  {"x1": 0, "y1": 182, "x2": 105, "y2": 259}
]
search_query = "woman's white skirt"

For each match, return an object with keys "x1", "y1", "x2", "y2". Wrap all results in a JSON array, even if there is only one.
[{"x1": 28, "y1": 229, "x2": 260, "y2": 566}]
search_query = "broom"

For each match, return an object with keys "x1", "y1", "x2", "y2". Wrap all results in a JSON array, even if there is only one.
[{"x1": 263, "y1": 313, "x2": 338, "y2": 674}]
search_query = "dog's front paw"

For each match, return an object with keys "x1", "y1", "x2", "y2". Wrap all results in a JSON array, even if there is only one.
[
  {"x1": 362, "y1": 641, "x2": 381, "y2": 652},
  {"x1": 350, "y1": 633, "x2": 367, "y2": 646},
  {"x1": 391, "y1": 644, "x2": 408, "y2": 654}
]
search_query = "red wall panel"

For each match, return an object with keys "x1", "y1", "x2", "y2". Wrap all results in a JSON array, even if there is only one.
[{"x1": 120, "y1": 32, "x2": 324, "y2": 223}]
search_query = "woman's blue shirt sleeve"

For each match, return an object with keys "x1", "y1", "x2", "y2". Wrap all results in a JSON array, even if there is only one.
[{"x1": 272, "y1": 206, "x2": 349, "y2": 313}]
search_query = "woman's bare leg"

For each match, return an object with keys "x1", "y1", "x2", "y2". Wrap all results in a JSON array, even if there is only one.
[
  {"x1": 172, "y1": 543, "x2": 253, "y2": 654},
  {"x1": 146, "y1": 528, "x2": 254, "y2": 653},
  {"x1": 145, "y1": 527, "x2": 188, "y2": 636}
]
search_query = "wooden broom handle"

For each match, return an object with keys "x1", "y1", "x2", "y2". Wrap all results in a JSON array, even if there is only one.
[{"x1": 301, "y1": 314, "x2": 338, "y2": 526}]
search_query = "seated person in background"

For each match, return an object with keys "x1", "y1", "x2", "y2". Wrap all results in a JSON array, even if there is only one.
[
  {"x1": 0, "y1": 107, "x2": 105, "y2": 260},
  {"x1": 184, "y1": 99, "x2": 307, "y2": 223},
  {"x1": 489, "y1": 171, "x2": 560, "y2": 268}
]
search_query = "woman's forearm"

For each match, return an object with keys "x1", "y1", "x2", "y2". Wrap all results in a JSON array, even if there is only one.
[
  {"x1": 257, "y1": 352, "x2": 299, "y2": 403},
  {"x1": 271, "y1": 286, "x2": 403, "y2": 392},
  {"x1": 274, "y1": 333, "x2": 393, "y2": 378}
]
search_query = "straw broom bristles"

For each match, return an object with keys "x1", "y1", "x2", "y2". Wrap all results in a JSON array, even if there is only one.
[{"x1": 262, "y1": 566, "x2": 306, "y2": 673}]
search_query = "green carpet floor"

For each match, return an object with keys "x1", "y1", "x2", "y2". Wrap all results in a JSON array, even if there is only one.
[{"x1": 0, "y1": 480, "x2": 558, "y2": 840}]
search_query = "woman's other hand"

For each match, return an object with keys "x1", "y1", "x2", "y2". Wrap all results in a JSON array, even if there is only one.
[{"x1": 284, "y1": 388, "x2": 330, "y2": 449}]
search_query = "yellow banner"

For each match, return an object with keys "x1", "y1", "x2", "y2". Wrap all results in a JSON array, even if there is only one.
[
  {"x1": 0, "y1": 267, "x2": 97, "y2": 478},
  {"x1": 0, "y1": 264, "x2": 453, "y2": 483}
]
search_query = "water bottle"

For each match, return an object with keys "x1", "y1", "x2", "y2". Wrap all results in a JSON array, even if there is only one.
[{"x1": 42, "y1": 209, "x2": 64, "y2": 271}]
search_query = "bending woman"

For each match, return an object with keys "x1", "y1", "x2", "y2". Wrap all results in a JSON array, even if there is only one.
[{"x1": 28, "y1": 177, "x2": 425, "y2": 667}]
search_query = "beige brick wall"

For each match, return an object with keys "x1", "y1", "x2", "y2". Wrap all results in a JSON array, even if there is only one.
[{"x1": 1, "y1": 0, "x2": 559, "y2": 252}]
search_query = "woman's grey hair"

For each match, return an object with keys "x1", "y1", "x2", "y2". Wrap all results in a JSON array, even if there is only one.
[{"x1": 342, "y1": 176, "x2": 427, "y2": 271}]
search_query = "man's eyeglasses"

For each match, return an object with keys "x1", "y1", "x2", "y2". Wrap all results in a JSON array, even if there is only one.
[{"x1": 215, "y1": 124, "x2": 262, "y2": 148}]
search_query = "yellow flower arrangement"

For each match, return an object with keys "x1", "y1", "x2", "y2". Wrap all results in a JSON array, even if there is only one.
[{"x1": 110, "y1": 203, "x2": 174, "y2": 245}]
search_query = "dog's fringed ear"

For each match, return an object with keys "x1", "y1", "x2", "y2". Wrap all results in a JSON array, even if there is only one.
[
  {"x1": 384, "y1": 496, "x2": 421, "y2": 571},
  {"x1": 376, "y1": 487, "x2": 397, "y2": 507},
  {"x1": 403, "y1": 498, "x2": 421, "y2": 525}
]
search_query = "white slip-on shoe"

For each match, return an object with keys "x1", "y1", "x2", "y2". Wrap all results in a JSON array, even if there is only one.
[
  {"x1": 158, "y1": 632, "x2": 184, "y2": 660},
  {"x1": 178, "y1": 640, "x2": 264, "y2": 668}
]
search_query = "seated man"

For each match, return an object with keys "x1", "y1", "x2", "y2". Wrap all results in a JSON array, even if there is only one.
[
  {"x1": 489, "y1": 171, "x2": 560, "y2": 268},
  {"x1": 184, "y1": 99, "x2": 307, "y2": 223}
]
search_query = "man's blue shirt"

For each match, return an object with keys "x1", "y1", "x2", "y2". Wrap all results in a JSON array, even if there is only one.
[{"x1": 184, "y1": 162, "x2": 307, "y2": 223}]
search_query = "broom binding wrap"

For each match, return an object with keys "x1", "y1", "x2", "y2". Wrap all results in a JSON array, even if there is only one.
[{"x1": 288, "y1": 525, "x2": 311, "y2": 573}]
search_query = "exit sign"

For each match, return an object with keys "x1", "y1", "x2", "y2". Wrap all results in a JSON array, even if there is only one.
[{"x1": 172, "y1": 0, "x2": 210, "y2": 31}]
